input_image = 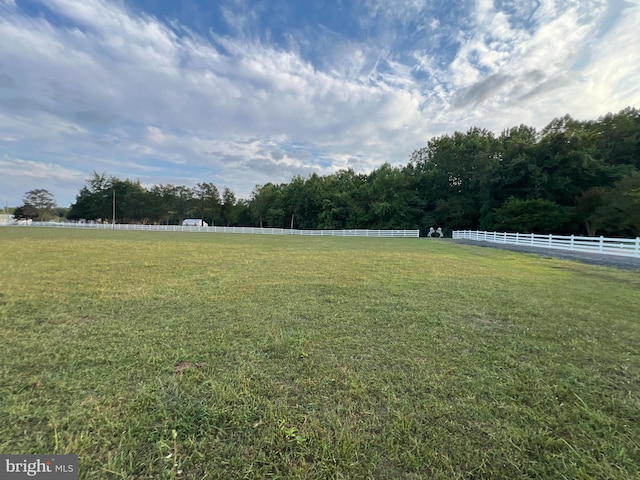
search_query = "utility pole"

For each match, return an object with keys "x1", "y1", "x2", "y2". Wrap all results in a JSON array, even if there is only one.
[{"x1": 112, "y1": 188, "x2": 116, "y2": 229}]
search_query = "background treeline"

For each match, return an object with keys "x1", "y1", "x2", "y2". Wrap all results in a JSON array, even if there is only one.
[{"x1": 64, "y1": 107, "x2": 640, "y2": 236}]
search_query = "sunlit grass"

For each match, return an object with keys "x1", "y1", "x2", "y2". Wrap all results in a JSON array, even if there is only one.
[{"x1": 1, "y1": 227, "x2": 639, "y2": 479}]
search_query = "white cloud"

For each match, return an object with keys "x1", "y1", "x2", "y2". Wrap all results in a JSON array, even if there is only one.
[
  {"x1": 361, "y1": 0, "x2": 430, "y2": 27},
  {"x1": 0, "y1": 0, "x2": 638, "y2": 207},
  {"x1": 0, "y1": 156, "x2": 85, "y2": 206},
  {"x1": 568, "y1": 0, "x2": 640, "y2": 113},
  {"x1": 0, "y1": 157, "x2": 82, "y2": 180},
  {"x1": 0, "y1": 0, "x2": 16, "y2": 11},
  {"x1": 438, "y1": 0, "x2": 640, "y2": 133}
]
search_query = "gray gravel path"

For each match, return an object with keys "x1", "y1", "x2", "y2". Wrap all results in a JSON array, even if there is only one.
[{"x1": 453, "y1": 239, "x2": 640, "y2": 270}]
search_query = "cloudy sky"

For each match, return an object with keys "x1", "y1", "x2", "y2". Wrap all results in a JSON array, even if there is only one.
[{"x1": 1, "y1": 0, "x2": 639, "y2": 207}]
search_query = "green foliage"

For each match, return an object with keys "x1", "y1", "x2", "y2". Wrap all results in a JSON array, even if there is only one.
[
  {"x1": 12, "y1": 203, "x2": 39, "y2": 220},
  {"x1": 59, "y1": 107, "x2": 640, "y2": 235},
  {"x1": 196, "y1": 182, "x2": 221, "y2": 225},
  {"x1": 595, "y1": 171, "x2": 640, "y2": 236},
  {"x1": 316, "y1": 170, "x2": 368, "y2": 229},
  {"x1": 575, "y1": 187, "x2": 606, "y2": 236},
  {"x1": 14, "y1": 189, "x2": 57, "y2": 221},
  {"x1": 410, "y1": 127, "x2": 499, "y2": 230},
  {"x1": 68, "y1": 172, "x2": 230, "y2": 226},
  {"x1": 250, "y1": 183, "x2": 280, "y2": 227},
  {"x1": 23, "y1": 188, "x2": 57, "y2": 211},
  {"x1": 593, "y1": 107, "x2": 640, "y2": 168},
  {"x1": 494, "y1": 198, "x2": 571, "y2": 233},
  {"x1": 366, "y1": 163, "x2": 418, "y2": 228},
  {"x1": 221, "y1": 187, "x2": 237, "y2": 226}
]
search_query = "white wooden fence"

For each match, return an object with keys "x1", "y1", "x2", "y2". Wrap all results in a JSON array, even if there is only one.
[
  {"x1": 18, "y1": 222, "x2": 420, "y2": 238},
  {"x1": 453, "y1": 230, "x2": 640, "y2": 258}
]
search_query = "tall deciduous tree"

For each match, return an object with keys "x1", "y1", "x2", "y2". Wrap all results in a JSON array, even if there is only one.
[
  {"x1": 68, "y1": 172, "x2": 113, "y2": 221},
  {"x1": 18, "y1": 189, "x2": 57, "y2": 220},
  {"x1": 317, "y1": 169, "x2": 367, "y2": 229},
  {"x1": 196, "y1": 182, "x2": 221, "y2": 225},
  {"x1": 593, "y1": 107, "x2": 640, "y2": 169},
  {"x1": 410, "y1": 127, "x2": 498, "y2": 230},
  {"x1": 250, "y1": 183, "x2": 280, "y2": 227},
  {"x1": 596, "y1": 171, "x2": 640, "y2": 236},
  {"x1": 221, "y1": 187, "x2": 237, "y2": 226},
  {"x1": 575, "y1": 187, "x2": 606, "y2": 236},
  {"x1": 13, "y1": 204, "x2": 39, "y2": 220},
  {"x1": 365, "y1": 163, "x2": 417, "y2": 229},
  {"x1": 493, "y1": 198, "x2": 570, "y2": 234}
]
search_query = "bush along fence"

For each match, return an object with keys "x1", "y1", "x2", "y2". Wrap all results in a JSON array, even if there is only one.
[
  {"x1": 19, "y1": 222, "x2": 420, "y2": 238},
  {"x1": 453, "y1": 230, "x2": 640, "y2": 258}
]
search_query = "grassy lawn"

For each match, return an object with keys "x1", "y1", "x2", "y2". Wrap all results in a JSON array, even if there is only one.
[{"x1": 0, "y1": 227, "x2": 639, "y2": 479}]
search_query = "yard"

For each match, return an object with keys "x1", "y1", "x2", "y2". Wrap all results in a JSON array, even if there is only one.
[{"x1": 0, "y1": 227, "x2": 639, "y2": 479}]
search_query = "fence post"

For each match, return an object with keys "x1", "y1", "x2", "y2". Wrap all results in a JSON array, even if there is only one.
[
  {"x1": 548, "y1": 234, "x2": 552, "y2": 247},
  {"x1": 599, "y1": 236, "x2": 604, "y2": 253},
  {"x1": 570, "y1": 235, "x2": 574, "y2": 251},
  {"x1": 635, "y1": 238, "x2": 640, "y2": 258}
]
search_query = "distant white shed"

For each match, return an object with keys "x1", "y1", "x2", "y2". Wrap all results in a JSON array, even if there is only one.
[{"x1": 182, "y1": 219, "x2": 208, "y2": 226}]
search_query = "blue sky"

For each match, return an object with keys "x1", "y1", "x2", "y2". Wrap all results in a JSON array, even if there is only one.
[{"x1": 1, "y1": 0, "x2": 639, "y2": 207}]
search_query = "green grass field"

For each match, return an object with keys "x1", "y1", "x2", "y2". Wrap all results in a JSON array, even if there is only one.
[{"x1": 1, "y1": 227, "x2": 639, "y2": 479}]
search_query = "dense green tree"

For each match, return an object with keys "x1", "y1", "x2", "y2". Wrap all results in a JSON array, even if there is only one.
[
  {"x1": 13, "y1": 204, "x2": 39, "y2": 220},
  {"x1": 535, "y1": 115, "x2": 609, "y2": 205},
  {"x1": 16, "y1": 189, "x2": 57, "y2": 221},
  {"x1": 234, "y1": 199, "x2": 252, "y2": 227},
  {"x1": 279, "y1": 175, "x2": 311, "y2": 229},
  {"x1": 592, "y1": 107, "x2": 640, "y2": 168},
  {"x1": 221, "y1": 187, "x2": 237, "y2": 226},
  {"x1": 114, "y1": 179, "x2": 149, "y2": 223},
  {"x1": 23, "y1": 189, "x2": 56, "y2": 211},
  {"x1": 595, "y1": 171, "x2": 640, "y2": 236},
  {"x1": 410, "y1": 127, "x2": 499, "y2": 230},
  {"x1": 493, "y1": 198, "x2": 571, "y2": 234},
  {"x1": 575, "y1": 187, "x2": 606, "y2": 236},
  {"x1": 250, "y1": 183, "x2": 280, "y2": 227},
  {"x1": 491, "y1": 125, "x2": 540, "y2": 204},
  {"x1": 195, "y1": 182, "x2": 222, "y2": 225},
  {"x1": 147, "y1": 184, "x2": 174, "y2": 224},
  {"x1": 364, "y1": 163, "x2": 418, "y2": 229},
  {"x1": 67, "y1": 172, "x2": 114, "y2": 221},
  {"x1": 317, "y1": 169, "x2": 368, "y2": 229},
  {"x1": 292, "y1": 174, "x2": 327, "y2": 229},
  {"x1": 171, "y1": 186, "x2": 196, "y2": 224}
]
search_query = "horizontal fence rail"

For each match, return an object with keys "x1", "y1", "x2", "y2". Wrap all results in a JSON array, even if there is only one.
[
  {"x1": 10, "y1": 222, "x2": 420, "y2": 238},
  {"x1": 453, "y1": 230, "x2": 640, "y2": 258}
]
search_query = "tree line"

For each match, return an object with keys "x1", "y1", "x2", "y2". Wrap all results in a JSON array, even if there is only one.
[
  {"x1": 14, "y1": 107, "x2": 640, "y2": 236},
  {"x1": 65, "y1": 174, "x2": 241, "y2": 227}
]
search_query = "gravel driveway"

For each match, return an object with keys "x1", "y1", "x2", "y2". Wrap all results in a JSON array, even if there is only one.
[{"x1": 453, "y1": 239, "x2": 640, "y2": 270}]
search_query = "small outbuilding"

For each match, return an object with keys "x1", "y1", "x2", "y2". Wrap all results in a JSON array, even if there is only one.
[
  {"x1": 0, "y1": 214, "x2": 14, "y2": 225},
  {"x1": 182, "y1": 219, "x2": 208, "y2": 226}
]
